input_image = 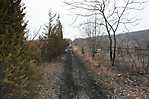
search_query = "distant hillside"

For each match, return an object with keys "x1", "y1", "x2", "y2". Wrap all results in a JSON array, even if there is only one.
[
  {"x1": 73, "y1": 29, "x2": 149, "y2": 48},
  {"x1": 117, "y1": 29, "x2": 149, "y2": 42}
]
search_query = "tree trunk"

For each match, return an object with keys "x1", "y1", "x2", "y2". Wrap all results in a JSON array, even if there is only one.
[
  {"x1": 112, "y1": 34, "x2": 117, "y2": 66},
  {"x1": 109, "y1": 36, "x2": 113, "y2": 64}
]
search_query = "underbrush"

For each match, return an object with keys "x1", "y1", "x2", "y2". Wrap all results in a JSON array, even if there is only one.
[
  {"x1": 35, "y1": 59, "x2": 64, "y2": 99},
  {"x1": 0, "y1": 47, "x2": 41, "y2": 99},
  {"x1": 74, "y1": 46, "x2": 149, "y2": 99}
]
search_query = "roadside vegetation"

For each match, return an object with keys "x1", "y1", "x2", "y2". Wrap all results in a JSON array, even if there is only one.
[
  {"x1": 66, "y1": 0, "x2": 149, "y2": 98},
  {"x1": 73, "y1": 43, "x2": 149, "y2": 98},
  {"x1": 0, "y1": 0, "x2": 65, "y2": 99}
]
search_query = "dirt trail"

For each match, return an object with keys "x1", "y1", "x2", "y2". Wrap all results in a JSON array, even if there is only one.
[{"x1": 59, "y1": 53, "x2": 110, "y2": 99}]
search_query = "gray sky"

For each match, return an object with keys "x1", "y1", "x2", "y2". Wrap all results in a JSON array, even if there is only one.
[{"x1": 23, "y1": 0, "x2": 149, "y2": 40}]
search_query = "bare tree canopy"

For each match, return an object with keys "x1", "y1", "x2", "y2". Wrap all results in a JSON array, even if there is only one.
[{"x1": 65, "y1": 0, "x2": 145, "y2": 66}]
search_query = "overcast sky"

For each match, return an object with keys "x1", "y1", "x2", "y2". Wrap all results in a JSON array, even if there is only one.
[{"x1": 23, "y1": 0, "x2": 149, "y2": 40}]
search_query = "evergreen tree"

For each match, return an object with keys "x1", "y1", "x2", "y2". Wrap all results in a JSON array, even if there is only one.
[
  {"x1": 0, "y1": 0, "x2": 33, "y2": 99},
  {"x1": 40, "y1": 10, "x2": 64, "y2": 61},
  {"x1": 0, "y1": 0, "x2": 27, "y2": 57},
  {"x1": 55, "y1": 15, "x2": 64, "y2": 55}
]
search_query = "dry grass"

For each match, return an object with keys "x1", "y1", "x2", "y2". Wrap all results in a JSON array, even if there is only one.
[
  {"x1": 34, "y1": 60, "x2": 64, "y2": 99},
  {"x1": 74, "y1": 46, "x2": 149, "y2": 99}
]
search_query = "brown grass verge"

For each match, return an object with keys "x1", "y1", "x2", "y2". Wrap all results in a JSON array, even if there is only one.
[
  {"x1": 34, "y1": 58, "x2": 64, "y2": 99},
  {"x1": 73, "y1": 46, "x2": 149, "y2": 99}
]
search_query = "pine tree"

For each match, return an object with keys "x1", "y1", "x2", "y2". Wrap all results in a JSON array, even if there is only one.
[
  {"x1": 0, "y1": 0, "x2": 27, "y2": 55},
  {"x1": 0, "y1": 0, "x2": 33, "y2": 99},
  {"x1": 55, "y1": 15, "x2": 64, "y2": 55},
  {"x1": 40, "y1": 10, "x2": 64, "y2": 61}
]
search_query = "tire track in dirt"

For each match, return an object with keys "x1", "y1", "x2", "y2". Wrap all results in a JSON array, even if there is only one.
[{"x1": 59, "y1": 53, "x2": 110, "y2": 99}]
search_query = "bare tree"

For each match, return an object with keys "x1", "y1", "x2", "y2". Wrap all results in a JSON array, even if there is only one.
[
  {"x1": 65, "y1": 0, "x2": 144, "y2": 66},
  {"x1": 82, "y1": 19, "x2": 93, "y2": 49},
  {"x1": 81, "y1": 17, "x2": 98, "y2": 52}
]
